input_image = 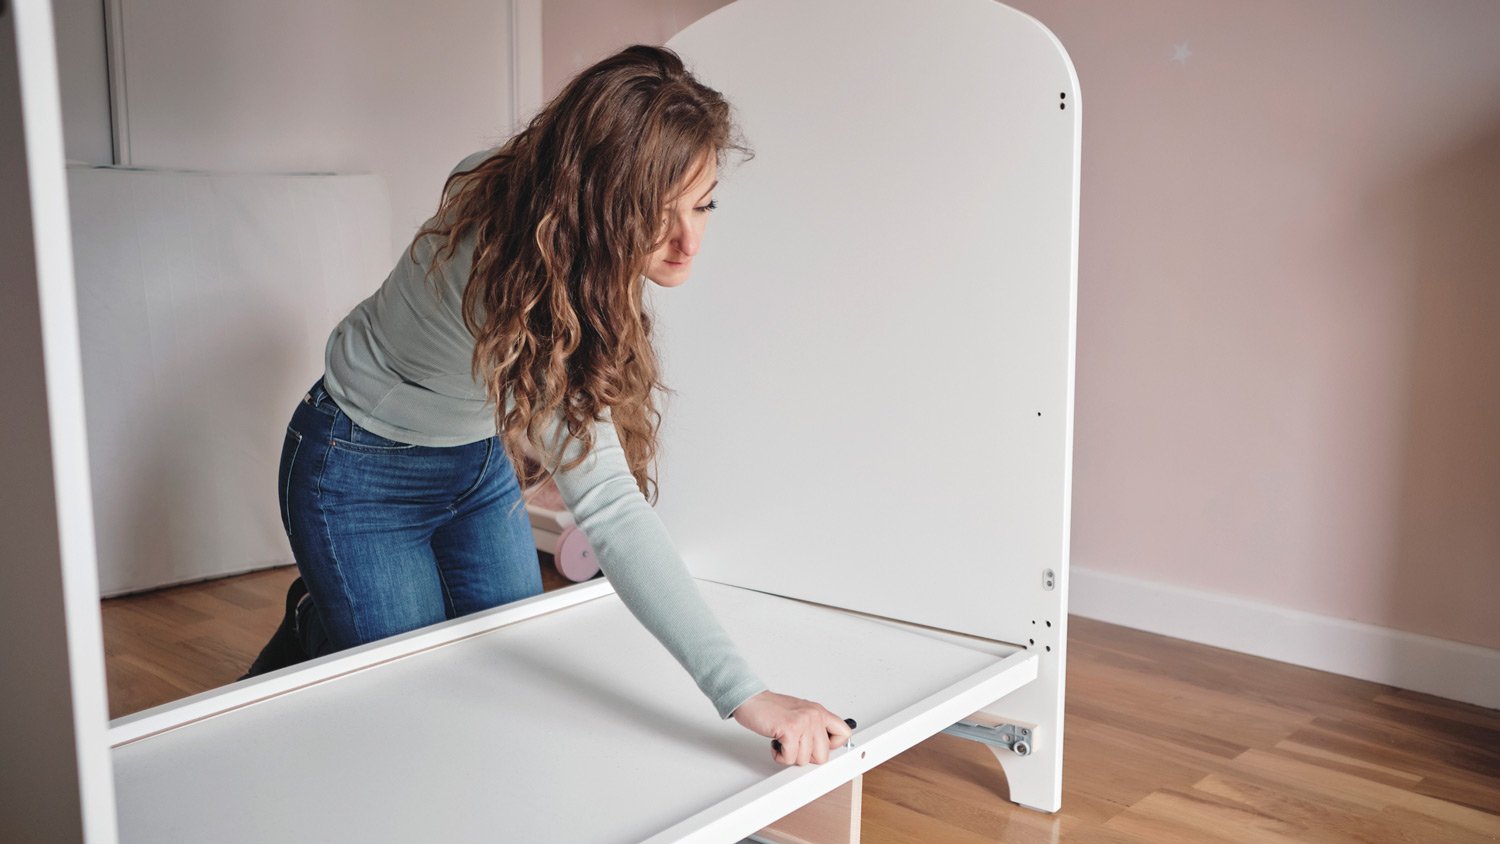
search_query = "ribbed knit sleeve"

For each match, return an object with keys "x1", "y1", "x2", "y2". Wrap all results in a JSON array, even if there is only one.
[{"x1": 542, "y1": 409, "x2": 767, "y2": 720}]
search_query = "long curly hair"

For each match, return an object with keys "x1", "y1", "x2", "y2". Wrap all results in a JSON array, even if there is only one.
[{"x1": 412, "y1": 45, "x2": 746, "y2": 502}]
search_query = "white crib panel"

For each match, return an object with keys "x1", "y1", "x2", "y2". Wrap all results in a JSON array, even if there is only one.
[
  {"x1": 656, "y1": 0, "x2": 1081, "y2": 651},
  {"x1": 113, "y1": 581, "x2": 1032, "y2": 843}
]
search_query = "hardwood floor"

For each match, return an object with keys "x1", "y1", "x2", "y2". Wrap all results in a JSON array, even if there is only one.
[{"x1": 101, "y1": 565, "x2": 1500, "y2": 843}]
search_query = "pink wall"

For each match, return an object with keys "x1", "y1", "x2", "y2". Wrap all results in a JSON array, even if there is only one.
[
  {"x1": 543, "y1": 1, "x2": 1500, "y2": 650},
  {"x1": 542, "y1": 0, "x2": 730, "y2": 98}
]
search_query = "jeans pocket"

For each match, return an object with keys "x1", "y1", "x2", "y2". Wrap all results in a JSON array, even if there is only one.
[
  {"x1": 278, "y1": 427, "x2": 303, "y2": 538},
  {"x1": 332, "y1": 418, "x2": 419, "y2": 453}
]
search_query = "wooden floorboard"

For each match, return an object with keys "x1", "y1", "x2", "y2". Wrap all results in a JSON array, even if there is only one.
[{"x1": 101, "y1": 567, "x2": 1500, "y2": 842}]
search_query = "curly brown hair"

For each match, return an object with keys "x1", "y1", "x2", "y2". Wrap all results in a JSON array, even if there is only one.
[{"x1": 411, "y1": 45, "x2": 747, "y2": 502}]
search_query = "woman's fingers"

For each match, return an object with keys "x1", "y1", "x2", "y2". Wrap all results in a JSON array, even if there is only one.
[
  {"x1": 795, "y1": 718, "x2": 815, "y2": 765},
  {"x1": 740, "y1": 692, "x2": 856, "y2": 766},
  {"x1": 806, "y1": 707, "x2": 845, "y2": 763},
  {"x1": 826, "y1": 713, "x2": 853, "y2": 750},
  {"x1": 774, "y1": 710, "x2": 845, "y2": 766},
  {"x1": 773, "y1": 733, "x2": 799, "y2": 765},
  {"x1": 809, "y1": 726, "x2": 830, "y2": 764}
]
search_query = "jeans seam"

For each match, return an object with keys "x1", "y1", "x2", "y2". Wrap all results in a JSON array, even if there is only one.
[
  {"x1": 330, "y1": 440, "x2": 418, "y2": 454},
  {"x1": 433, "y1": 559, "x2": 458, "y2": 619},
  {"x1": 280, "y1": 427, "x2": 303, "y2": 539},
  {"x1": 432, "y1": 476, "x2": 535, "y2": 615},
  {"x1": 312, "y1": 406, "x2": 365, "y2": 646},
  {"x1": 450, "y1": 438, "x2": 495, "y2": 511},
  {"x1": 330, "y1": 410, "x2": 418, "y2": 453}
]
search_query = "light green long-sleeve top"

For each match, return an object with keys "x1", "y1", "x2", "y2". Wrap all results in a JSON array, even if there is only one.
[{"x1": 322, "y1": 148, "x2": 766, "y2": 720}]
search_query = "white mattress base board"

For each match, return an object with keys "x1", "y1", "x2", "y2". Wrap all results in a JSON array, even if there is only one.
[
  {"x1": 110, "y1": 579, "x2": 1038, "y2": 843},
  {"x1": 109, "y1": 577, "x2": 622, "y2": 747},
  {"x1": 646, "y1": 648, "x2": 1038, "y2": 844}
]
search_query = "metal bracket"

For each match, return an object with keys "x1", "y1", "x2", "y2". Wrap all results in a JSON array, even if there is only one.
[{"x1": 942, "y1": 720, "x2": 1033, "y2": 756}]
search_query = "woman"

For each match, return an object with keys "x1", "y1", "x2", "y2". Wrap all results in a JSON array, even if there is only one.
[{"x1": 243, "y1": 45, "x2": 851, "y2": 767}]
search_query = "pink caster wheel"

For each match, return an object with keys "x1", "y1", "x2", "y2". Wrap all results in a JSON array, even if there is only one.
[{"x1": 554, "y1": 525, "x2": 600, "y2": 582}]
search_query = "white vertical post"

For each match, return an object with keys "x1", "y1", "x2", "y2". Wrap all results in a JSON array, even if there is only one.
[
  {"x1": 1, "y1": 0, "x2": 118, "y2": 840},
  {"x1": 975, "y1": 647, "x2": 1067, "y2": 812}
]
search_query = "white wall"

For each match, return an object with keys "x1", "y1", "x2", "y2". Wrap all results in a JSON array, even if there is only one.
[
  {"x1": 80, "y1": 0, "x2": 540, "y2": 257},
  {"x1": 541, "y1": 0, "x2": 727, "y2": 98}
]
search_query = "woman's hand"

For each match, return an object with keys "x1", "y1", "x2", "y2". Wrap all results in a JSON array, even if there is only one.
[{"x1": 732, "y1": 690, "x2": 852, "y2": 766}]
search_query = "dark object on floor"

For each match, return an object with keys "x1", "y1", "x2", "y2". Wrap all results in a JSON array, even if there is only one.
[{"x1": 240, "y1": 577, "x2": 309, "y2": 680}]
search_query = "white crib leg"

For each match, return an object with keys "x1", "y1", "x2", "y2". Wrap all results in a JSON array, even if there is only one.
[{"x1": 969, "y1": 647, "x2": 1066, "y2": 813}]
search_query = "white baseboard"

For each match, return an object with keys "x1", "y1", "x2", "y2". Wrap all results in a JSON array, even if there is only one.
[{"x1": 1069, "y1": 566, "x2": 1500, "y2": 711}]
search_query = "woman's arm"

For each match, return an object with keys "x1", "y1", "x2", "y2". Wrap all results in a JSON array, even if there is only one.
[
  {"x1": 539, "y1": 409, "x2": 853, "y2": 764},
  {"x1": 541, "y1": 408, "x2": 767, "y2": 720}
]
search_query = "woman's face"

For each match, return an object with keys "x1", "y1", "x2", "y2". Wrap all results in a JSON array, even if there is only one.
[{"x1": 644, "y1": 157, "x2": 719, "y2": 288}]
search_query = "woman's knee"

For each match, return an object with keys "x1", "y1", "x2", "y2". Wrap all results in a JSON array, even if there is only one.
[{"x1": 313, "y1": 581, "x2": 448, "y2": 650}]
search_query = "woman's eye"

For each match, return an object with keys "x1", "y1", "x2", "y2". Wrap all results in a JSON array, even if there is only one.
[{"x1": 695, "y1": 199, "x2": 718, "y2": 213}]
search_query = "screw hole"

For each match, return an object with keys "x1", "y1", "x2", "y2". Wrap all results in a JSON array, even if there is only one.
[
  {"x1": 861, "y1": 751, "x2": 866, "y2": 759},
  {"x1": 1029, "y1": 638, "x2": 1035, "y2": 645},
  {"x1": 1059, "y1": 103, "x2": 1065, "y2": 110},
  {"x1": 1060, "y1": 92, "x2": 1066, "y2": 99},
  {"x1": 1046, "y1": 620, "x2": 1052, "y2": 628},
  {"x1": 1045, "y1": 645, "x2": 1052, "y2": 652}
]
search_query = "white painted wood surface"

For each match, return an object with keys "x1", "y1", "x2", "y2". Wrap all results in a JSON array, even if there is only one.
[
  {"x1": 657, "y1": 0, "x2": 1080, "y2": 653},
  {"x1": 113, "y1": 581, "x2": 1034, "y2": 843},
  {"x1": 1, "y1": 2, "x2": 119, "y2": 840},
  {"x1": 657, "y1": 0, "x2": 1080, "y2": 812}
]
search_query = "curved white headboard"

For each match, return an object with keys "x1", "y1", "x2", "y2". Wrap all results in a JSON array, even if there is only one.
[{"x1": 657, "y1": 0, "x2": 1080, "y2": 647}]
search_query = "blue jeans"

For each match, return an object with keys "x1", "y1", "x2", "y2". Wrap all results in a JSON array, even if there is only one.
[{"x1": 278, "y1": 376, "x2": 542, "y2": 658}]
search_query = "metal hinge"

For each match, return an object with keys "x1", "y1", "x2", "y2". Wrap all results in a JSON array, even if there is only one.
[{"x1": 942, "y1": 720, "x2": 1033, "y2": 756}]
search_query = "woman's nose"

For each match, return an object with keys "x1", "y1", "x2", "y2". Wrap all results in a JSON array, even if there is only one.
[{"x1": 672, "y1": 216, "x2": 700, "y2": 256}]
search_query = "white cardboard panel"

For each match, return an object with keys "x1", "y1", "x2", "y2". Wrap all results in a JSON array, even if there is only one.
[
  {"x1": 106, "y1": 0, "x2": 520, "y2": 249},
  {"x1": 67, "y1": 166, "x2": 390, "y2": 594},
  {"x1": 657, "y1": 0, "x2": 1080, "y2": 648}
]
